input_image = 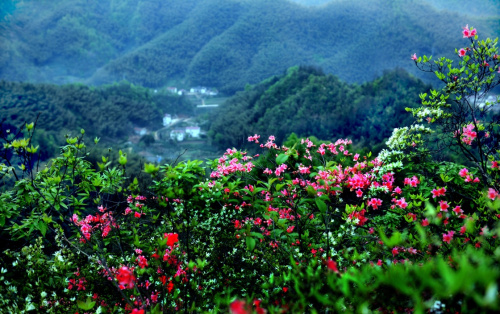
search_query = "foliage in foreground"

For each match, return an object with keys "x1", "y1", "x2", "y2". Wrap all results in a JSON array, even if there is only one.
[{"x1": 0, "y1": 25, "x2": 500, "y2": 313}]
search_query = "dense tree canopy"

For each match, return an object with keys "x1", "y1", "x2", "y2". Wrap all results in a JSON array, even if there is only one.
[
  {"x1": 208, "y1": 66, "x2": 431, "y2": 152},
  {"x1": 0, "y1": 81, "x2": 193, "y2": 158},
  {"x1": 1, "y1": 0, "x2": 498, "y2": 93}
]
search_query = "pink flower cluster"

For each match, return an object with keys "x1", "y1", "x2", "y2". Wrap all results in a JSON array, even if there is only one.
[
  {"x1": 431, "y1": 187, "x2": 446, "y2": 198},
  {"x1": 404, "y1": 176, "x2": 420, "y2": 187},
  {"x1": 458, "y1": 168, "x2": 480, "y2": 183},
  {"x1": 462, "y1": 24, "x2": 477, "y2": 38},
  {"x1": 367, "y1": 198, "x2": 383, "y2": 209},
  {"x1": 72, "y1": 208, "x2": 119, "y2": 241},
  {"x1": 247, "y1": 134, "x2": 260, "y2": 143},
  {"x1": 210, "y1": 150, "x2": 255, "y2": 178},
  {"x1": 455, "y1": 123, "x2": 477, "y2": 145},
  {"x1": 443, "y1": 230, "x2": 455, "y2": 244}
]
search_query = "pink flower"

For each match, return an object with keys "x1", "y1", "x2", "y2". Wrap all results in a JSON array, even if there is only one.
[
  {"x1": 356, "y1": 189, "x2": 363, "y2": 198},
  {"x1": 411, "y1": 53, "x2": 417, "y2": 61},
  {"x1": 247, "y1": 134, "x2": 260, "y2": 143},
  {"x1": 136, "y1": 255, "x2": 148, "y2": 269},
  {"x1": 462, "y1": 24, "x2": 476, "y2": 38},
  {"x1": 274, "y1": 164, "x2": 287, "y2": 176},
  {"x1": 367, "y1": 198, "x2": 383, "y2": 210},
  {"x1": 488, "y1": 188, "x2": 498, "y2": 200},
  {"x1": 134, "y1": 211, "x2": 142, "y2": 218},
  {"x1": 458, "y1": 48, "x2": 467, "y2": 57},
  {"x1": 286, "y1": 225, "x2": 295, "y2": 233},
  {"x1": 459, "y1": 168, "x2": 469, "y2": 177},
  {"x1": 452, "y1": 206, "x2": 463, "y2": 215},
  {"x1": 421, "y1": 218, "x2": 429, "y2": 226},
  {"x1": 439, "y1": 200, "x2": 449, "y2": 212},
  {"x1": 460, "y1": 225, "x2": 467, "y2": 234},
  {"x1": 431, "y1": 187, "x2": 446, "y2": 198},
  {"x1": 395, "y1": 198, "x2": 408, "y2": 209},
  {"x1": 443, "y1": 231, "x2": 455, "y2": 244}
]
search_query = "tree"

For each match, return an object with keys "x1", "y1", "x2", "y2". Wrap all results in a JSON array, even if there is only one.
[{"x1": 409, "y1": 25, "x2": 500, "y2": 187}]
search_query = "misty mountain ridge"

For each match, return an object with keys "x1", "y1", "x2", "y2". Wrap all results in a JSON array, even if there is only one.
[{"x1": 0, "y1": 0, "x2": 499, "y2": 93}]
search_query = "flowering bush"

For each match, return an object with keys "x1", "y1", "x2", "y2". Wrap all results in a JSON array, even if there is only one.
[{"x1": 409, "y1": 25, "x2": 500, "y2": 188}]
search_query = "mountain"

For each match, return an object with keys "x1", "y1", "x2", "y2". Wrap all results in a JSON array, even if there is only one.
[
  {"x1": 289, "y1": 0, "x2": 500, "y2": 17},
  {"x1": 0, "y1": 0, "x2": 498, "y2": 93},
  {"x1": 207, "y1": 66, "x2": 431, "y2": 151}
]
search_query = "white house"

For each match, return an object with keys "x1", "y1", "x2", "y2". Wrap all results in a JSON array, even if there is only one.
[
  {"x1": 170, "y1": 129, "x2": 185, "y2": 141},
  {"x1": 166, "y1": 87, "x2": 177, "y2": 94},
  {"x1": 134, "y1": 127, "x2": 148, "y2": 136},
  {"x1": 185, "y1": 126, "x2": 201, "y2": 138},
  {"x1": 163, "y1": 114, "x2": 172, "y2": 127}
]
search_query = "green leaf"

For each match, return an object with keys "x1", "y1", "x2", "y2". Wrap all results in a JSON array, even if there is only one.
[
  {"x1": 151, "y1": 303, "x2": 162, "y2": 314},
  {"x1": 246, "y1": 236, "x2": 256, "y2": 251},
  {"x1": 315, "y1": 198, "x2": 327, "y2": 213},
  {"x1": 38, "y1": 221, "x2": 47, "y2": 237},
  {"x1": 77, "y1": 297, "x2": 96, "y2": 311},
  {"x1": 276, "y1": 154, "x2": 289, "y2": 165}
]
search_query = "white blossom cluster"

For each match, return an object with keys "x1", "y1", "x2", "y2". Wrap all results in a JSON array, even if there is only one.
[
  {"x1": 385, "y1": 124, "x2": 432, "y2": 150},
  {"x1": 414, "y1": 107, "x2": 445, "y2": 121}
]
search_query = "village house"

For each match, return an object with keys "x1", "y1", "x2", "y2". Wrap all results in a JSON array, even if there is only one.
[
  {"x1": 163, "y1": 114, "x2": 172, "y2": 126},
  {"x1": 166, "y1": 87, "x2": 177, "y2": 94},
  {"x1": 170, "y1": 129, "x2": 186, "y2": 141},
  {"x1": 185, "y1": 126, "x2": 201, "y2": 138},
  {"x1": 133, "y1": 127, "x2": 148, "y2": 136}
]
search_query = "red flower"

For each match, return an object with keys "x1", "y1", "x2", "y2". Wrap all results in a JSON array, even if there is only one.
[
  {"x1": 229, "y1": 300, "x2": 251, "y2": 314},
  {"x1": 326, "y1": 258, "x2": 338, "y2": 273},
  {"x1": 116, "y1": 266, "x2": 135, "y2": 289},
  {"x1": 131, "y1": 309, "x2": 144, "y2": 314},
  {"x1": 421, "y1": 218, "x2": 429, "y2": 226},
  {"x1": 164, "y1": 233, "x2": 179, "y2": 247},
  {"x1": 167, "y1": 281, "x2": 174, "y2": 293}
]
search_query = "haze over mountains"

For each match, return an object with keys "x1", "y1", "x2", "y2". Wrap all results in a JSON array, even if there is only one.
[{"x1": 1, "y1": 0, "x2": 499, "y2": 93}]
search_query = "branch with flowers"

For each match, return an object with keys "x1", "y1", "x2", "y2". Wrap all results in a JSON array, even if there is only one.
[{"x1": 409, "y1": 25, "x2": 500, "y2": 189}]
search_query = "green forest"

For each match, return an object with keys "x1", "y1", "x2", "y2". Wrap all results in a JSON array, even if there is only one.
[
  {"x1": 208, "y1": 66, "x2": 431, "y2": 152},
  {"x1": 1, "y1": 0, "x2": 499, "y2": 93},
  {"x1": 0, "y1": 81, "x2": 193, "y2": 159}
]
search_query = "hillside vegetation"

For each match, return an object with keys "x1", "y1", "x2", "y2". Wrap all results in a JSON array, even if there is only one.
[
  {"x1": 1, "y1": 0, "x2": 498, "y2": 93},
  {"x1": 0, "y1": 81, "x2": 193, "y2": 158},
  {"x1": 208, "y1": 66, "x2": 431, "y2": 152}
]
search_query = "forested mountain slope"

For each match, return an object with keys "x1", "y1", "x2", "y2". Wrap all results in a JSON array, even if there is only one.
[
  {"x1": 290, "y1": 0, "x2": 500, "y2": 17},
  {"x1": 0, "y1": 81, "x2": 192, "y2": 158},
  {"x1": 1, "y1": 0, "x2": 498, "y2": 93},
  {"x1": 208, "y1": 66, "x2": 431, "y2": 151}
]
